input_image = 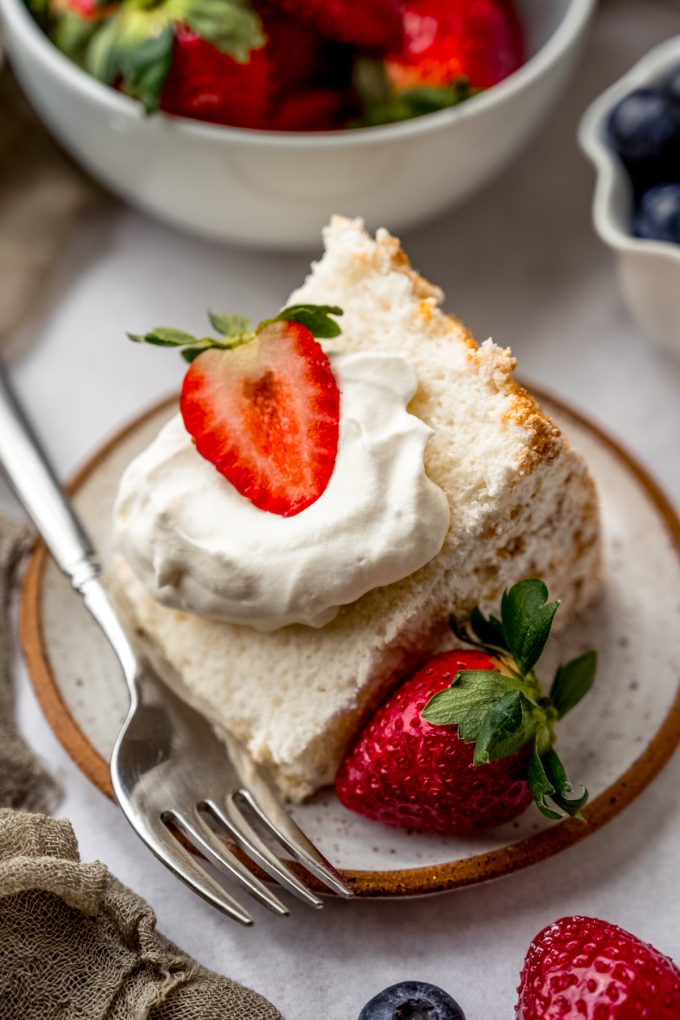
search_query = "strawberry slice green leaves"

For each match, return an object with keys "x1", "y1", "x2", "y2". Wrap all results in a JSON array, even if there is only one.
[
  {"x1": 422, "y1": 579, "x2": 597, "y2": 820},
  {"x1": 128, "y1": 304, "x2": 343, "y2": 516},
  {"x1": 58, "y1": 0, "x2": 264, "y2": 113},
  {"x1": 129, "y1": 304, "x2": 343, "y2": 359}
]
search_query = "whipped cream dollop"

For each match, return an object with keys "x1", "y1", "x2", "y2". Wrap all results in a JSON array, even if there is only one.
[{"x1": 114, "y1": 350, "x2": 450, "y2": 631}]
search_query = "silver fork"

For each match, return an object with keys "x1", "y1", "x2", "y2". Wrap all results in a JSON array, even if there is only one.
[{"x1": 0, "y1": 362, "x2": 352, "y2": 924}]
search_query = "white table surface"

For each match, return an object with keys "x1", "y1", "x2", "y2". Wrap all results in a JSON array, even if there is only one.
[{"x1": 8, "y1": 1, "x2": 680, "y2": 1016}]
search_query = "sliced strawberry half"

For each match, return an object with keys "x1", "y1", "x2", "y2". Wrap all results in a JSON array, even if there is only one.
[
  {"x1": 180, "y1": 321, "x2": 340, "y2": 516},
  {"x1": 128, "y1": 304, "x2": 343, "y2": 516}
]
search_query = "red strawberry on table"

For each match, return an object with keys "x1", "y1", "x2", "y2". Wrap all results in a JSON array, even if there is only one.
[
  {"x1": 128, "y1": 304, "x2": 343, "y2": 517},
  {"x1": 336, "y1": 579, "x2": 597, "y2": 834},
  {"x1": 336, "y1": 648, "x2": 534, "y2": 834},
  {"x1": 386, "y1": 0, "x2": 524, "y2": 92},
  {"x1": 516, "y1": 916, "x2": 680, "y2": 1019}
]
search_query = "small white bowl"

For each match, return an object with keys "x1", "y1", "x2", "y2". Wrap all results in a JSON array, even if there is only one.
[
  {"x1": 579, "y1": 36, "x2": 680, "y2": 356},
  {"x1": 1, "y1": 0, "x2": 595, "y2": 249}
]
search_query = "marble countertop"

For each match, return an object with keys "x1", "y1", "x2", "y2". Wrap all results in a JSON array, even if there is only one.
[{"x1": 9, "y1": 1, "x2": 680, "y2": 1016}]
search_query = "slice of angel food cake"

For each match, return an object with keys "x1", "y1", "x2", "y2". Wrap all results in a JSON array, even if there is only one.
[{"x1": 112, "y1": 216, "x2": 601, "y2": 806}]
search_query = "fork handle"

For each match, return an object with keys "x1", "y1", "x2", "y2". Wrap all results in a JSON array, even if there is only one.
[
  {"x1": 0, "y1": 360, "x2": 139, "y2": 689},
  {"x1": 0, "y1": 360, "x2": 100, "y2": 587}
]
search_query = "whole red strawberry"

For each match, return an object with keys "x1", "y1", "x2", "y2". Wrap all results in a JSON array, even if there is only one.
[
  {"x1": 161, "y1": 24, "x2": 271, "y2": 128},
  {"x1": 64, "y1": 0, "x2": 353, "y2": 128},
  {"x1": 517, "y1": 916, "x2": 680, "y2": 1019},
  {"x1": 162, "y1": 12, "x2": 343, "y2": 129},
  {"x1": 274, "y1": 0, "x2": 403, "y2": 52},
  {"x1": 336, "y1": 580, "x2": 597, "y2": 834},
  {"x1": 129, "y1": 304, "x2": 343, "y2": 517},
  {"x1": 336, "y1": 649, "x2": 533, "y2": 834},
  {"x1": 386, "y1": 0, "x2": 524, "y2": 92},
  {"x1": 268, "y1": 88, "x2": 352, "y2": 132}
]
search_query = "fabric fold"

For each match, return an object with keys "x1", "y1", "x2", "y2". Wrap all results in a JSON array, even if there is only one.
[{"x1": 0, "y1": 810, "x2": 285, "y2": 1019}]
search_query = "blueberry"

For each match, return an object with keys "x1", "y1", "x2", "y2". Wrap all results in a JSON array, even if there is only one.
[
  {"x1": 358, "y1": 981, "x2": 466, "y2": 1020},
  {"x1": 607, "y1": 88, "x2": 680, "y2": 192},
  {"x1": 663, "y1": 65, "x2": 680, "y2": 103},
  {"x1": 634, "y1": 183, "x2": 680, "y2": 243}
]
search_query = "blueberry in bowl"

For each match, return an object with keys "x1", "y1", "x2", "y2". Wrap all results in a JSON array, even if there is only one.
[
  {"x1": 634, "y1": 183, "x2": 680, "y2": 244},
  {"x1": 606, "y1": 86, "x2": 680, "y2": 199}
]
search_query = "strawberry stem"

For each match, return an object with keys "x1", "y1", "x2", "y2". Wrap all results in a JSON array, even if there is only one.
[
  {"x1": 422, "y1": 579, "x2": 597, "y2": 822},
  {"x1": 127, "y1": 304, "x2": 344, "y2": 363}
]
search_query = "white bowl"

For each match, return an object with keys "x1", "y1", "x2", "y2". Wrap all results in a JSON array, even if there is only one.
[
  {"x1": 1, "y1": 0, "x2": 595, "y2": 249},
  {"x1": 579, "y1": 36, "x2": 680, "y2": 356}
]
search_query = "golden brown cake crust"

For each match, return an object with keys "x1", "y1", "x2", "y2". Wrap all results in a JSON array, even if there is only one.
[{"x1": 378, "y1": 227, "x2": 565, "y2": 474}]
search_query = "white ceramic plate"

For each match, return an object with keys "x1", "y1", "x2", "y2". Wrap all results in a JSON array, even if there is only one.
[{"x1": 21, "y1": 391, "x2": 680, "y2": 897}]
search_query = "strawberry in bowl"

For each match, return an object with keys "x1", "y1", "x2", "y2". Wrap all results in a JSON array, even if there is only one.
[
  {"x1": 5, "y1": 0, "x2": 589, "y2": 243},
  {"x1": 25, "y1": 0, "x2": 526, "y2": 129}
]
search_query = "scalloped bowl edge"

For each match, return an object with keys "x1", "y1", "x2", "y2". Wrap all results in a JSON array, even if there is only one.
[{"x1": 578, "y1": 36, "x2": 680, "y2": 354}]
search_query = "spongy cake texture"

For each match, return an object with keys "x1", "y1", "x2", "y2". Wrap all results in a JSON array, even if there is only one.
[{"x1": 114, "y1": 217, "x2": 601, "y2": 801}]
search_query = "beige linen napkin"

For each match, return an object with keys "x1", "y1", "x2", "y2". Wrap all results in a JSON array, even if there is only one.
[
  {"x1": 0, "y1": 72, "x2": 284, "y2": 1020},
  {"x1": 0, "y1": 809, "x2": 284, "y2": 1019}
]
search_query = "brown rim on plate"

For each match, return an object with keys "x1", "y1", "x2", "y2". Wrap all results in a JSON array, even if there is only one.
[{"x1": 19, "y1": 389, "x2": 680, "y2": 898}]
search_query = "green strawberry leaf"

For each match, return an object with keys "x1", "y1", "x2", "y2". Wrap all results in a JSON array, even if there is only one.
[
  {"x1": 431, "y1": 579, "x2": 595, "y2": 825},
  {"x1": 128, "y1": 328, "x2": 200, "y2": 347},
  {"x1": 115, "y1": 13, "x2": 174, "y2": 113},
  {"x1": 128, "y1": 302, "x2": 342, "y2": 362},
  {"x1": 84, "y1": 5, "x2": 173, "y2": 110},
  {"x1": 550, "y1": 651, "x2": 597, "y2": 720},
  {"x1": 448, "y1": 614, "x2": 484, "y2": 651},
  {"x1": 81, "y1": 0, "x2": 262, "y2": 114},
  {"x1": 470, "y1": 606, "x2": 508, "y2": 653},
  {"x1": 368, "y1": 83, "x2": 477, "y2": 126},
  {"x1": 473, "y1": 690, "x2": 540, "y2": 765},
  {"x1": 85, "y1": 16, "x2": 121, "y2": 83},
  {"x1": 52, "y1": 12, "x2": 99, "y2": 65},
  {"x1": 181, "y1": 346, "x2": 213, "y2": 363},
  {"x1": 124, "y1": 29, "x2": 174, "y2": 113},
  {"x1": 26, "y1": 0, "x2": 52, "y2": 30},
  {"x1": 168, "y1": 0, "x2": 264, "y2": 60},
  {"x1": 527, "y1": 743, "x2": 588, "y2": 821},
  {"x1": 527, "y1": 746, "x2": 563, "y2": 820},
  {"x1": 209, "y1": 312, "x2": 252, "y2": 337},
  {"x1": 541, "y1": 746, "x2": 588, "y2": 818},
  {"x1": 259, "y1": 305, "x2": 344, "y2": 339},
  {"x1": 353, "y1": 59, "x2": 479, "y2": 127},
  {"x1": 421, "y1": 669, "x2": 519, "y2": 743},
  {"x1": 352, "y1": 57, "x2": 391, "y2": 106},
  {"x1": 501, "y1": 579, "x2": 560, "y2": 676}
]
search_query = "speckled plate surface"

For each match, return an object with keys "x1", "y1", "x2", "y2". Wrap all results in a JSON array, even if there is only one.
[{"x1": 20, "y1": 391, "x2": 680, "y2": 898}]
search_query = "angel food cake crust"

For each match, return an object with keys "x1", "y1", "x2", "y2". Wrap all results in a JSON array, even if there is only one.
[{"x1": 113, "y1": 217, "x2": 601, "y2": 802}]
